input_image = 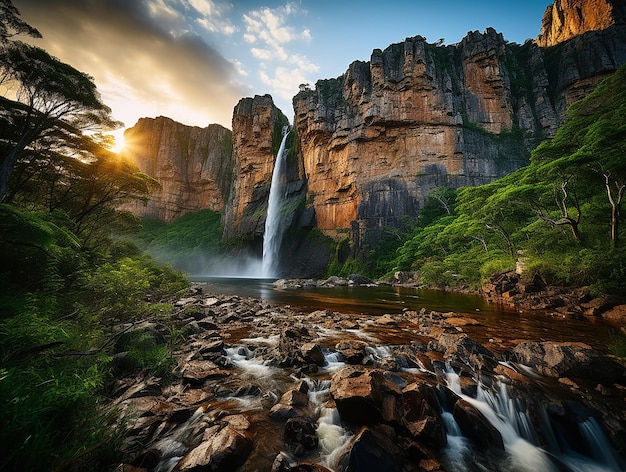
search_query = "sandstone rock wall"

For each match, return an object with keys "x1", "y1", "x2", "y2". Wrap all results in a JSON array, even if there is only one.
[
  {"x1": 221, "y1": 95, "x2": 290, "y2": 240},
  {"x1": 121, "y1": 117, "x2": 232, "y2": 222},
  {"x1": 537, "y1": 0, "x2": 626, "y2": 47},
  {"x1": 292, "y1": 16, "x2": 626, "y2": 244}
]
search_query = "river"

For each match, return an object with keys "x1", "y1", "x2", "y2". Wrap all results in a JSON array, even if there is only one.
[{"x1": 192, "y1": 276, "x2": 618, "y2": 352}]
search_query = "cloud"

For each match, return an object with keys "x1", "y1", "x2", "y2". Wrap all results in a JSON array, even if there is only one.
[
  {"x1": 242, "y1": 2, "x2": 318, "y2": 110},
  {"x1": 14, "y1": 0, "x2": 249, "y2": 129}
]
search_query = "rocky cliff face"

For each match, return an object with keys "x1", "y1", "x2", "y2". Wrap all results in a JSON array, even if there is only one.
[
  {"x1": 291, "y1": 5, "x2": 626, "y2": 245},
  {"x1": 221, "y1": 95, "x2": 291, "y2": 241},
  {"x1": 121, "y1": 117, "x2": 232, "y2": 222},
  {"x1": 537, "y1": 0, "x2": 626, "y2": 47}
]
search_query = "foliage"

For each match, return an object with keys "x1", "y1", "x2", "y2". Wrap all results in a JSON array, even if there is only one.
[
  {"x1": 328, "y1": 65, "x2": 626, "y2": 295},
  {"x1": 128, "y1": 209, "x2": 225, "y2": 274},
  {"x1": 608, "y1": 331, "x2": 626, "y2": 358},
  {"x1": 0, "y1": 7, "x2": 191, "y2": 469}
]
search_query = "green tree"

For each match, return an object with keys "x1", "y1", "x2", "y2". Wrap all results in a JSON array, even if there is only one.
[{"x1": 0, "y1": 40, "x2": 121, "y2": 201}]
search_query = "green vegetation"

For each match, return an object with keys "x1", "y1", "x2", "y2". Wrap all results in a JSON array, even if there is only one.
[
  {"x1": 330, "y1": 64, "x2": 626, "y2": 297},
  {"x1": 0, "y1": 5, "x2": 190, "y2": 470},
  {"x1": 129, "y1": 209, "x2": 225, "y2": 274}
]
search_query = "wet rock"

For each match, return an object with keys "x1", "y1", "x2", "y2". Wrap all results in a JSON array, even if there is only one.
[
  {"x1": 278, "y1": 326, "x2": 313, "y2": 367},
  {"x1": 441, "y1": 334, "x2": 499, "y2": 372},
  {"x1": 180, "y1": 360, "x2": 229, "y2": 384},
  {"x1": 602, "y1": 304, "x2": 626, "y2": 324},
  {"x1": 300, "y1": 342, "x2": 325, "y2": 366},
  {"x1": 174, "y1": 416, "x2": 253, "y2": 472},
  {"x1": 335, "y1": 340, "x2": 367, "y2": 364},
  {"x1": 348, "y1": 274, "x2": 375, "y2": 286},
  {"x1": 319, "y1": 276, "x2": 348, "y2": 287},
  {"x1": 400, "y1": 382, "x2": 447, "y2": 448},
  {"x1": 330, "y1": 367, "x2": 402, "y2": 425},
  {"x1": 284, "y1": 417, "x2": 319, "y2": 456},
  {"x1": 513, "y1": 341, "x2": 626, "y2": 384},
  {"x1": 269, "y1": 387, "x2": 311, "y2": 420},
  {"x1": 452, "y1": 398, "x2": 504, "y2": 451},
  {"x1": 333, "y1": 426, "x2": 405, "y2": 472}
]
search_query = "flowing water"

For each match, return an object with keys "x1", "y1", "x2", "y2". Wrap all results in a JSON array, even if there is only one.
[
  {"x1": 262, "y1": 126, "x2": 290, "y2": 278},
  {"x1": 192, "y1": 276, "x2": 617, "y2": 350},
  {"x1": 182, "y1": 276, "x2": 625, "y2": 471}
]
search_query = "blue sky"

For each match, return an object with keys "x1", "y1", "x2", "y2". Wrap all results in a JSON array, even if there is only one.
[{"x1": 14, "y1": 0, "x2": 551, "y2": 144}]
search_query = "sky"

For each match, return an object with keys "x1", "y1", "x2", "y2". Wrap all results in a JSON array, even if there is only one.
[{"x1": 13, "y1": 0, "x2": 551, "y2": 147}]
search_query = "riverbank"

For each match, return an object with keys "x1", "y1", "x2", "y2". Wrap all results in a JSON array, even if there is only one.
[
  {"x1": 112, "y1": 286, "x2": 626, "y2": 472},
  {"x1": 274, "y1": 271, "x2": 626, "y2": 327}
]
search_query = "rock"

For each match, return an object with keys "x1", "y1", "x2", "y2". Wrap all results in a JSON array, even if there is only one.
[
  {"x1": 536, "y1": 0, "x2": 626, "y2": 47},
  {"x1": 602, "y1": 304, "x2": 626, "y2": 324},
  {"x1": 347, "y1": 274, "x2": 374, "y2": 286},
  {"x1": 513, "y1": 341, "x2": 626, "y2": 384},
  {"x1": 284, "y1": 417, "x2": 318, "y2": 455},
  {"x1": 181, "y1": 360, "x2": 229, "y2": 384},
  {"x1": 400, "y1": 382, "x2": 447, "y2": 448},
  {"x1": 330, "y1": 367, "x2": 402, "y2": 425},
  {"x1": 121, "y1": 117, "x2": 232, "y2": 223},
  {"x1": 452, "y1": 398, "x2": 504, "y2": 451},
  {"x1": 174, "y1": 417, "x2": 253, "y2": 472},
  {"x1": 278, "y1": 326, "x2": 313, "y2": 367},
  {"x1": 335, "y1": 340, "x2": 367, "y2": 364},
  {"x1": 442, "y1": 334, "x2": 499, "y2": 372},
  {"x1": 581, "y1": 296, "x2": 619, "y2": 316},
  {"x1": 333, "y1": 426, "x2": 404, "y2": 472},
  {"x1": 300, "y1": 342, "x2": 325, "y2": 366}
]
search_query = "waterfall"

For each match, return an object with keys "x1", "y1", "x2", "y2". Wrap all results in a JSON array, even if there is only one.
[
  {"x1": 442, "y1": 366, "x2": 624, "y2": 472},
  {"x1": 262, "y1": 126, "x2": 290, "y2": 278}
]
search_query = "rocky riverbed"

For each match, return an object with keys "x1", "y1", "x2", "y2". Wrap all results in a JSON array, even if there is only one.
[{"x1": 114, "y1": 284, "x2": 626, "y2": 472}]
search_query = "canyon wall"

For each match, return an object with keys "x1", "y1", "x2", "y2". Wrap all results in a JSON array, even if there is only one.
[
  {"x1": 290, "y1": 2, "x2": 626, "y2": 245},
  {"x1": 121, "y1": 117, "x2": 232, "y2": 222},
  {"x1": 121, "y1": 0, "x2": 626, "y2": 276},
  {"x1": 537, "y1": 0, "x2": 626, "y2": 47},
  {"x1": 221, "y1": 95, "x2": 292, "y2": 240}
]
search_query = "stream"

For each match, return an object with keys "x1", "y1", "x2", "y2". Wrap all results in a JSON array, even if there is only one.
[{"x1": 126, "y1": 277, "x2": 626, "y2": 472}]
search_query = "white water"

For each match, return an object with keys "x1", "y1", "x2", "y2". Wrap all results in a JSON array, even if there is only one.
[
  {"x1": 262, "y1": 126, "x2": 290, "y2": 278},
  {"x1": 443, "y1": 367, "x2": 624, "y2": 472}
]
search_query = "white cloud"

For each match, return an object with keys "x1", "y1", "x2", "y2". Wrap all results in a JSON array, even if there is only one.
[
  {"x1": 251, "y1": 48, "x2": 272, "y2": 61},
  {"x1": 241, "y1": 2, "x2": 319, "y2": 112}
]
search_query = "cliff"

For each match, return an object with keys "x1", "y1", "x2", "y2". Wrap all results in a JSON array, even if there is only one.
[
  {"x1": 221, "y1": 95, "x2": 292, "y2": 240},
  {"x1": 121, "y1": 117, "x2": 232, "y2": 222},
  {"x1": 537, "y1": 0, "x2": 626, "y2": 47},
  {"x1": 290, "y1": 1, "x2": 626, "y2": 246}
]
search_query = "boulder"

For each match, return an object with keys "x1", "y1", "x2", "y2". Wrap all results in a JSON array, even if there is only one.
[
  {"x1": 335, "y1": 340, "x2": 367, "y2": 364},
  {"x1": 332, "y1": 427, "x2": 405, "y2": 472},
  {"x1": 400, "y1": 382, "x2": 447, "y2": 448},
  {"x1": 300, "y1": 342, "x2": 325, "y2": 366},
  {"x1": 452, "y1": 399, "x2": 504, "y2": 451},
  {"x1": 513, "y1": 341, "x2": 626, "y2": 384},
  {"x1": 330, "y1": 367, "x2": 402, "y2": 425},
  {"x1": 174, "y1": 416, "x2": 253, "y2": 472},
  {"x1": 284, "y1": 417, "x2": 319, "y2": 455},
  {"x1": 442, "y1": 335, "x2": 499, "y2": 372}
]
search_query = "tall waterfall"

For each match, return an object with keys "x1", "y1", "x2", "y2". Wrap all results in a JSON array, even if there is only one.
[{"x1": 262, "y1": 126, "x2": 290, "y2": 278}]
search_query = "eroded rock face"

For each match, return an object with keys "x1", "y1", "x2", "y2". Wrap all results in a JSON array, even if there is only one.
[
  {"x1": 292, "y1": 22, "x2": 626, "y2": 245},
  {"x1": 121, "y1": 117, "x2": 233, "y2": 222},
  {"x1": 537, "y1": 0, "x2": 626, "y2": 47},
  {"x1": 221, "y1": 95, "x2": 292, "y2": 240}
]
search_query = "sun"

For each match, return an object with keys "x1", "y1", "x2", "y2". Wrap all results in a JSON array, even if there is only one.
[{"x1": 110, "y1": 129, "x2": 127, "y2": 154}]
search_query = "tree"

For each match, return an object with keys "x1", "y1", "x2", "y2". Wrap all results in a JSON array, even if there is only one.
[
  {"x1": 0, "y1": 0, "x2": 41, "y2": 44},
  {"x1": 0, "y1": 41, "x2": 122, "y2": 201}
]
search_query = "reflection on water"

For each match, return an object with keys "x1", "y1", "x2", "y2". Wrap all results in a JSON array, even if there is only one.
[{"x1": 192, "y1": 277, "x2": 615, "y2": 350}]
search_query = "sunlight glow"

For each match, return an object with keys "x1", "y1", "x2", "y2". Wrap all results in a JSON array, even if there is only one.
[{"x1": 111, "y1": 129, "x2": 127, "y2": 154}]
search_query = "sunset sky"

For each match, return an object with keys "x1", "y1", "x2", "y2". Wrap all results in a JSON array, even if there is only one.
[{"x1": 14, "y1": 0, "x2": 551, "y2": 143}]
